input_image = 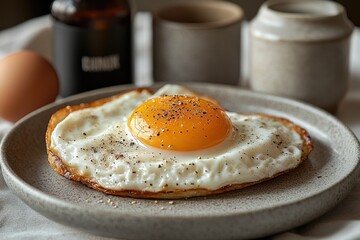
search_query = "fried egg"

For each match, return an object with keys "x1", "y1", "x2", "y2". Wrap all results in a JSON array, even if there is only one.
[{"x1": 46, "y1": 85, "x2": 313, "y2": 198}]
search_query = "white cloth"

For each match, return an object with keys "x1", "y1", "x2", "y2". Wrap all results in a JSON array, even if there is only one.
[{"x1": 0, "y1": 14, "x2": 360, "y2": 240}]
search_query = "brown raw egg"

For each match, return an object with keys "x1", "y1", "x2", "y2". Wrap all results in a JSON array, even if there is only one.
[{"x1": 0, "y1": 50, "x2": 59, "y2": 123}]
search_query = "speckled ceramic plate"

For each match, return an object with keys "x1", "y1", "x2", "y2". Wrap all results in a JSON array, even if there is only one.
[{"x1": 1, "y1": 83, "x2": 360, "y2": 240}]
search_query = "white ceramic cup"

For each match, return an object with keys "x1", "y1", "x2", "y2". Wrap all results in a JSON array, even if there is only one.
[
  {"x1": 250, "y1": 0, "x2": 354, "y2": 113},
  {"x1": 152, "y1": 0, "x2": 244, "y2": 85}
]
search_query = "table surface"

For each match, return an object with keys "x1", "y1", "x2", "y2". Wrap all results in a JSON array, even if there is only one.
[{"x1": 0, "y1": 14, "x2": 360, "y2": 240}]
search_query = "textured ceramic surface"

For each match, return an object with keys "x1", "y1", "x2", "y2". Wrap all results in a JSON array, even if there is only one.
[
  {"x1": 250, "y1": 0, "x2": 354, "y2": 113},
  {"x1": 1, "y1": 82, "x2": 360, "y2": 240},
  {"x1": 153, "y1": 0, "x2": 243, "y2": 85}
]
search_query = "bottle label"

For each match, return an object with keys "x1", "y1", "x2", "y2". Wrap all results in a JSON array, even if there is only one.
[
  {"x1": 52, "y1": 20, "x2": 132, "y2": 97},
  {"x1": 82, "y1": 54, "x2": 120, "y2": 72}
]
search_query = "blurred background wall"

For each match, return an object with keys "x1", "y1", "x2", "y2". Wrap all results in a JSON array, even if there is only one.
[
  {"x1": 0, "y1": 0, "x2": 51, "y2": 30},
  {"x1": 0, "y1": 0, "x2": 358, "y2": 31}
]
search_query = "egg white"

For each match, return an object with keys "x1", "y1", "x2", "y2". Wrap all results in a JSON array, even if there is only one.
[{"x1": 50, "y1": 86, "x2": 303, "y2": 192}]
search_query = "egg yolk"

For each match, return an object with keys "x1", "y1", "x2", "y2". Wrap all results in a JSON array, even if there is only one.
[{"x1": 128, "y1": 95, "x2": 231, "y2": 151}]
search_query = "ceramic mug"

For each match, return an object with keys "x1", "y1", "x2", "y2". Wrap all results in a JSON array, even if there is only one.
[
  {"x1": 153, "y1": 0, "x2": 244, "y2": 85},
  {"x1": 250, "y1": 0, "x2": 354, "y2": 113}
]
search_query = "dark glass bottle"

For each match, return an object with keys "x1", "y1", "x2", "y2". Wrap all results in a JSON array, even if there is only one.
[{"x1": 51, "y1": 0, "x2": 132, "y2": 97}]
